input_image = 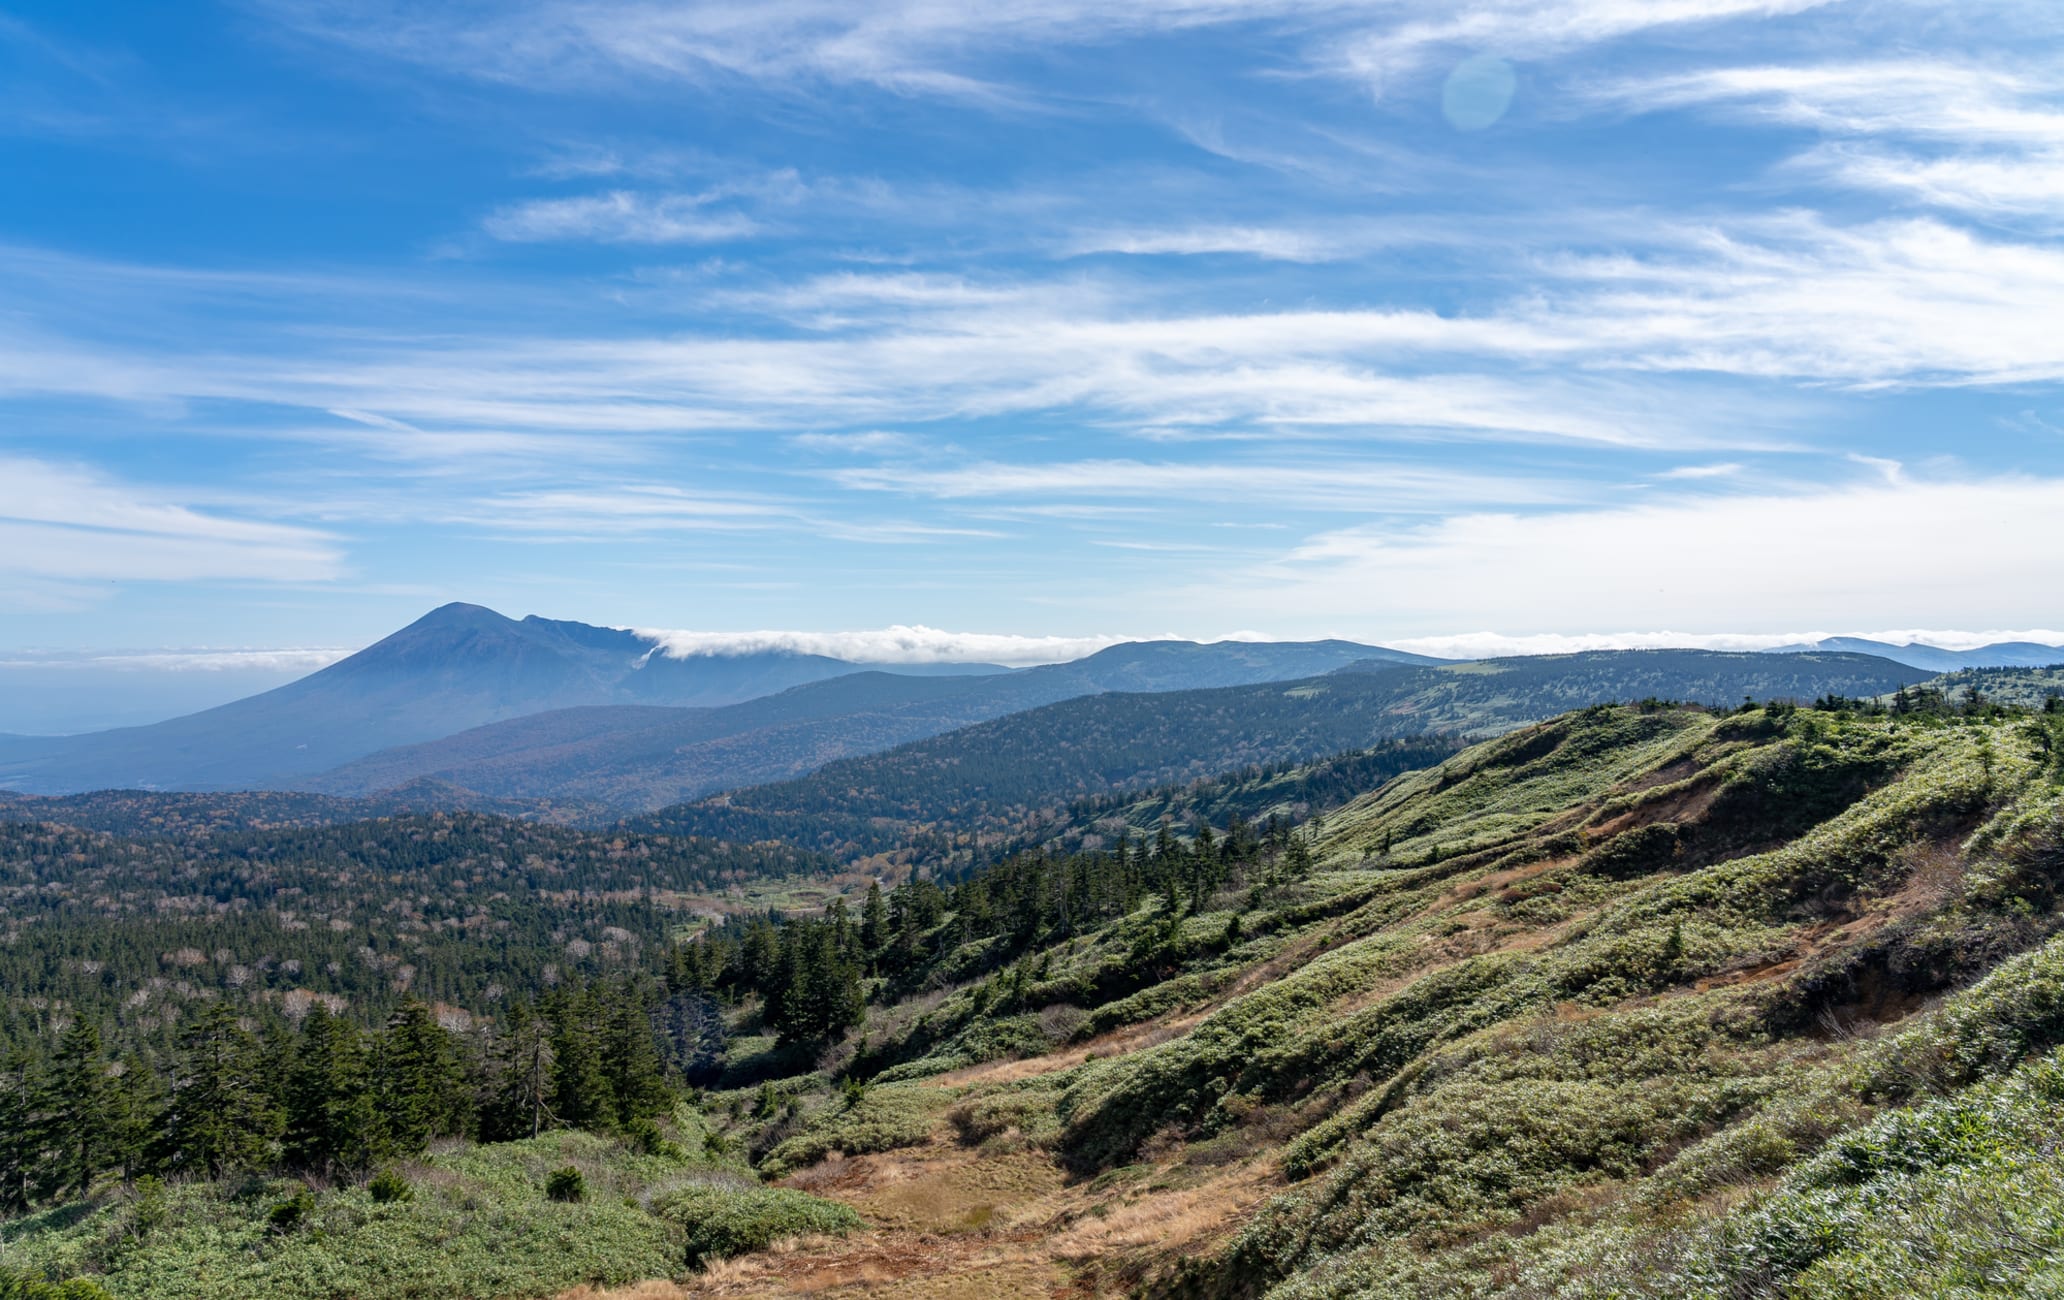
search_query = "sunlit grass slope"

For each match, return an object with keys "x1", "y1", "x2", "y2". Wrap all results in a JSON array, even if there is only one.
[
  {"x1": 704, "y1": 703, "x2": 2064, "y2": 1298},
  {"x1": 0, "y1": 1126, "x2": 857, "y2": 1300}
]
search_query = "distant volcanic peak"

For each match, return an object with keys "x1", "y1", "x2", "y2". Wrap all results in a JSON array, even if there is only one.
[{"x1": 409, "y1": 601, "x2": 514, "y2": 629}]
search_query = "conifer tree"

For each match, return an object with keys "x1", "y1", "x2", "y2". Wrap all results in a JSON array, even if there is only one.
[
  {"x1": 859, "y1": 882, "x2": 889, "y2": 968},
  {"x1": 546, "y1": 988, "x2": 613, "y2": 1131},
  {"x1": 1283, "y1": 835, "x2": 1313, "y2": 881},
  {"x1": 104, "y1": 1054, "x2": 163, "y2": 1183},
  {"x1": 0, "y1": 1052, "x2": 40, "y2": 1213},
  {"x1": 766, "y1": 921, "x2": 864, "y2": 1045},
  {"x1": 483, "y1": 1001, "x2": 555, "y2": 1141},
  {"x1": 285, "y1": 1004, "x2": 380, "y2": 1173},
  {"x1": 736, "y1": 920, "x2": 780, "y2": 998},
  {"x1": 377, "y1": 999, "x2": 468, "y2": 1155},
  {"x1": 600, "y1": 980, "x2": 669, "y2": 1124},
  {"x1": 163, "y1": 1005, "x2": 277, "y2": 1178},
  {"x1": 45, "y1": 1019, "x2": 111, "y2": 1197}
]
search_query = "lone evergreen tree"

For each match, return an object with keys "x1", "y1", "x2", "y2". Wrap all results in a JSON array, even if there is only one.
[
  {"x1": 164, "y1": 1005, "x2": 277, "y2": 1178},
  {"x1": 600, "y1": 980, "x2": 669, "y2": 1124},
  {"x1": 377, "y1": 999, "x2": 467, "y2": 1155},
  {"x1": 860, "y1": 881, "x2": 889, "y2": 969},
  {"x1": 483, "y1": 1001, "x2": 556, "y2": 1141},
  {"x1": 284, "y1": 1004, "x2": 380, "y2": 1173},
  {"x1": 546, "y1": 987, "x2": 614, "y2": 1131},
  {"x1": 46, "y1": 1019, "x2": 112, "y2": 1197}
]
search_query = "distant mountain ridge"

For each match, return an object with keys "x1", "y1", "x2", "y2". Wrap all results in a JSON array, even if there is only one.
[
  {"x1": 1759, "y1": 636, "x2": 2064, "y2": 672},
  {"x1": 628, "y1": 648, "x2": 1933, "y2": 859},
  {"x1": 0, "y1": 604, "x2": 1433, "y2": 796},
  {"x1": 302, "y1": 638, "x2": 1446, "y2": 808}
]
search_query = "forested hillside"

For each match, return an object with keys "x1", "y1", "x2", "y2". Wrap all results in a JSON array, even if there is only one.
[
  {"x1": 596, "y1": 689, "x2": 2064, "y2": 1298},
  {"x1": 968, "y1": 740, "x2": 1470, "y2": 867},
  {"x1": 0, "y1": 813, "x2": 826, "y2": 1046},
  {"x1": 0, "y1": 786, "x2": 605, "y2": 837},
  {"x1": 634, "y1": 649, "x2": 1928, "y2": 863},
  {"x1": 8, "y1": 684, "x2": 2063, "y2": 1298},
  {"x1": 1890, "y1": 664, "x2": 2064, "y2": 710}
]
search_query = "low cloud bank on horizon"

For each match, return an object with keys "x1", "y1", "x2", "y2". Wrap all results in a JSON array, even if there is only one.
[
  {"x1": 18, "y1": 624, "x2": 2064, "y2": 678},
  {"x1": 626, "y1": 625, "x2": 2064, "y2": 665},
  {"x1": 14, "y1": 626, "x2": 2064, "y2": 677}
]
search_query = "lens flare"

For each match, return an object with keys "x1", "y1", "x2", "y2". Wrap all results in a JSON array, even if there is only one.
[{"x1": 1443, "y1": 55, "x2": 1517, "y2": 131}]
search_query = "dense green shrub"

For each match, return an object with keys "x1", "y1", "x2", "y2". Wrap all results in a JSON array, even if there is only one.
[
  {"x1": 654, "y1": 1182, "x2": 861, "y2": 1267},
  {"x1": 265, "y1": 1188, "x2": 315, "y2": 1234},
  {"x1": 0, "y1": 1134, "x2": 689, "y2": 1300},
  {"x1": 545, "y1": 1166, "x2": 586, "y2": 1202},
  {"x1": 760, "y1": 1084, "x2": 950, "y2": 1176},
  {"x1": 0, "y1": 1268, "x2": 114, "y2": 1300}
]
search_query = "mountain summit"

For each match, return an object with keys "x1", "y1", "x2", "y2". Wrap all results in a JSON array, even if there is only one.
[{"x1": 0, "y1": 604, "x2": 942, "y2": 792}]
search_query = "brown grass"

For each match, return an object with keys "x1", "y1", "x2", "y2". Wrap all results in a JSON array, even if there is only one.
[{"x1": 928, "y1": 1009, "x2": 1212, "y2": 1089}]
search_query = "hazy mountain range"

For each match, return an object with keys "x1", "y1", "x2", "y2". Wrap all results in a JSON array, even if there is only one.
[
  {"x1": 0, "y1": 603, "x2": 2023, "y2": 808},
  {"x1": 0, "y1": 603, "x2": 1435, "y2": 797},
  {"x1": 1758, "y1": 636, "x2": 2064, "y2": 672}
]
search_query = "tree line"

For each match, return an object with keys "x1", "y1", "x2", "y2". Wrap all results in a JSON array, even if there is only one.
[
  {"x1": 0, "y1": 977, "x2": 682, "y2": 1212},
  {"x1": 666, "y1": 809, "x2": 1317, "y2": 1055}
]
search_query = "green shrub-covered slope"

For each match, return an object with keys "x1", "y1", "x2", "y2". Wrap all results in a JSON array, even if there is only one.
[
  {"x1": 728, "y1": 702, "x2": 2064, "y2": 1298},
  {"x1": 0, "y1": 1125, "x2": 858, "y2": 1300},
  {"x1": 13, "y1": 701, "x2": 2064, "y2": 1299}
]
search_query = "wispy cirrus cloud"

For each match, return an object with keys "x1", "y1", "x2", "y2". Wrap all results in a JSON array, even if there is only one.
[
  {"x1": 1327, "y1": 0, "x2": 1843, "y2": 93},
  {"x1": 439, "y1": 485, "x2": 787, "y2": 536},
  {"x1": 1061, "y1": 225, "x2": 1351, "y2": 262},
  {"x1": 0, "y1": 457, "x2": 346, "y2": 586},
  {"x1": 1600, "y1": 61, "x2": 2064, "y2": 147},
  {"x1": 1381, "y1": 627, "x2": 2064, "y2": 659},
  {"x1": 0, "y1": 647, "x2": 354, "y2": 673},
  {"x1": 15, "y1": 211, "x2": 2064, "y2": 451},
  {"x1": 483, "y1": 190, "x2": 760, "y2": 244},
  {"x1": 1596, "y1": 60, "x2": 2064, "y2": 219},
  {"x1": 1655, "y1": 462, "x2": 1744, "y2": 479},
  {"x1": 261, "y1": 0, "x2": 1856, "y2": 105},
  {"x1": 831, "y1": 458, "x2": 1574, "y2": 510}
]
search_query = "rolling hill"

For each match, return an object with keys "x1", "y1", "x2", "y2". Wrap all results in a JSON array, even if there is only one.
[
  {"x1": 1882, "y1": 663, "x2": 2064, "y2": 709},
  {"x1": 631, "y1": 649, "x2": 1933, "y2": 860},
  {"x1": 1761, "y1": 635, "x2": 2064, "y2": 671}
]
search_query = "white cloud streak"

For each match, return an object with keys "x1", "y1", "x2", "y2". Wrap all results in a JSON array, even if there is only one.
[
  {"x1": 483, "y1": 191, "x2": 759, "y2": 244},
  {"x1": 833, "y1": 458, "x2": 1572, "y2": 510},
  {"x1": 0, "y1": 458, "x2": 346, "y2": 585},
  {"x1": 1331, "y1": 0, "x2": 1841, "y2": 93},
  {"x1": 638, "y1": 624, "x2": 1129, "y2": 666},
  {"x1": 1598, "y1": 60, "x2": 2064, "y2": 218},
  {"x1": 1223, "y1": 474, "x2": 2064, "y2": 633},
  {"x1": 0, "y1": 648, "x2": 355, "y2": 673},
  {"x1": 1381, "y1": 629, "x2": 2064, "y2": 658},
  {"x1": 263, "y1": 0, "x2": 1851, "y2": 104},
  {"x1": 12, "y1": 207, "x2": 2061, "y2": 464},
  {"x1": 1062, "y1": 226, "x2": 1350, "y2": 261}
]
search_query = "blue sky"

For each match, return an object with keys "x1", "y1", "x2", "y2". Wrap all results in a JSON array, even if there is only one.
[{"x1": 5, "y1": 0, "x2": 2064, "y2": 727}]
